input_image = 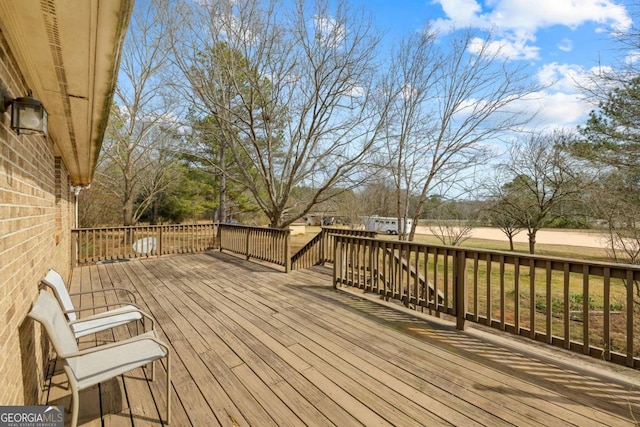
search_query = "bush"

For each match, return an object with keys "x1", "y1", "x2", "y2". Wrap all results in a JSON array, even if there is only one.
[
  {"x1": 534, "y1": 292, "x2": 622, "y2": 314},
  {"x1": 547, "y1": 217, "x2": 591, "y2": 229}
]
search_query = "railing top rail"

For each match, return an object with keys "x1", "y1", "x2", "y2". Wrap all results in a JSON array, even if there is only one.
[
  {"x1": 218, "y1": 223, "x2": 290, "y2": 233},
  {"x1": 72, "y1": 223, "x2": 217, "y2": 232},
  {"x1": 321, "y1": 226, "x2": 376, "y2": 234},
  {"x1": 332, "y1": 234, "x2": 640, "y2": 272}
]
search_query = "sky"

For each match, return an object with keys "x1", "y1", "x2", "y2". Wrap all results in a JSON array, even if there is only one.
[{"x1": 351, "y1": 0, "x2": 636, "y2": 132}]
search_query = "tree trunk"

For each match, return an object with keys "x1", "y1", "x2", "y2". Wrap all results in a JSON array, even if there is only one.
[
  {"x1": 122, "y1": 197, "x2": 135, "y2": 248},
  {"x1": 508, "y1": 236, "x2": 514, "y2": 251},
  {"x1": 150, "y1": 197, "x2": 160, "y2": 225},
  {"x1": 218, "y1": 142, "x2": 227, "y2": 223},
  {"x1": 123, "y1": 197, "x2": 134, "y2": 226},
  {"x1": 528, "y1": 230, "x2": 536, "y2": 254}
]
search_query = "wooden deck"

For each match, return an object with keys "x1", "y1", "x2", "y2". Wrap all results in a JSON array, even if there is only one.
[{"x1": 46, "y1": 251, "x2": 640, "y2": 426}]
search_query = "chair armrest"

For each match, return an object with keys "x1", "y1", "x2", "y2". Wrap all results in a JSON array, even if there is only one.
[
  {"x1": 67, "y1": 305, "x2": 156, "y2": 330},
  {"x1": 64, "y1": 301, "x2": 140, "y2": 314},
  {"x1": 62, "y1": 333, "x2": 169, "y2": 358},
  {"x1": 69, "y1": 287, "x2": 137, "y2": 303}
]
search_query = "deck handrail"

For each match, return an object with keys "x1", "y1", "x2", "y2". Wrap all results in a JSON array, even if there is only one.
[
  {"x1": 333, "y1": 234, "x2": 640, "y2": 370},
  {"x1": 72, "y1": 223, "x2": 217, "y2": 265},
  {"x1": 291, "y1": 227, "x2": 377, "y2": 270},
  {"x1": 218, "y1": 223, "x2": 291, "y2": 272}
]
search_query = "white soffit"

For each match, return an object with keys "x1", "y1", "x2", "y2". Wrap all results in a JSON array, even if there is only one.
[{"x1": 0, "y1": 0, "x2": 133, "y2": 185}]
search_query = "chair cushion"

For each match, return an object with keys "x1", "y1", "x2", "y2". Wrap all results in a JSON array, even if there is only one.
[
  {"x1": 66, "y1": 331, "x2": 166, "y2": 389},
  {"x1": 42, "y1": 269, "x2": 78, "y2": 321},
  {"x1": 28, "y1": 291, "x2": 80, "y2": 356},
  {"x1": 71, "y1": 305, "x2": 143, "y2": 338}
]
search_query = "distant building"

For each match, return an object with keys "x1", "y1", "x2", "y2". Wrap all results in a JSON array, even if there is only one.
[
  {"x1": 289, "y1": 219, "x2": 307, "y2": 235},
  {"x1": 303, "y1": 213, "x2": 335, "y2": 226}
]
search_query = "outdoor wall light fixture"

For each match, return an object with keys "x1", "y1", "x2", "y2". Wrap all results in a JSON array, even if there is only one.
[{"x1": 1, "y1": 87, "x2": 48, "y2": 135}]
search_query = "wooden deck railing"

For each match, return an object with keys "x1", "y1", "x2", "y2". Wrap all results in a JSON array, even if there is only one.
[
  {"x1": 72, "y1": 223, "x2": 217, "y2": 265},
  {"x1": 333, "y1": 235, "x2": 640, "y2": 369},
  {"x1": 218, "y1": 223, "x2": 291, "y2": 271},
  {"x1": 291, "y1": 227, "x2": 377, "y2": 270}
]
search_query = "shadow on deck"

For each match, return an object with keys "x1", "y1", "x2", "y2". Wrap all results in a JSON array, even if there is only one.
[{"x1": 47, "y1": 251, "x2": 640, "y2": 426}]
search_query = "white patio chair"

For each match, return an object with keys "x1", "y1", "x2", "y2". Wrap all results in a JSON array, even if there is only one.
[
  {"x1": 28, "y1": 290, "x2": 171, "y2": 427},
  {"x1": 41, "y1": 269, "x2": 150, "y2": 338}
]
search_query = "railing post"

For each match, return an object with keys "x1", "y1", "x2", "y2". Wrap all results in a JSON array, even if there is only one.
[
  {"x1": 627, "y1": 270, "x2": 635, "y2": 367},
  {"x1": 157, "y1": 227, "x2": 163, "y2": 258},
  {"x1": 455, "y1": 250, "x2": 467, "y2": 330},
  {"x1": 320, "y1": 228, "x2": 326, "y2": 265},
  {"x1": 284, "y1": 230, "x2": 291, "y2": 273},
  {"x1": 333, "y1": 236, "x2": 340, "y2": 289},
  {"x1": 246, "y1": 228, "x2": 251, "y2": 261},
  {"x1": 71, "y1": 230, "x2": 78, "y2": 267}
]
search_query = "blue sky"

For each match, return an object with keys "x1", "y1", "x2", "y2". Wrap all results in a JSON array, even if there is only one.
[{"x1": 350, "y1": 0, "x2": 635, "y2": 131}]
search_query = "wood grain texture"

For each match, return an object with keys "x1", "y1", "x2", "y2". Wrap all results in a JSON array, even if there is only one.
[{"x1": 48, "y1": 251, "x2": 640, "y2": 426}]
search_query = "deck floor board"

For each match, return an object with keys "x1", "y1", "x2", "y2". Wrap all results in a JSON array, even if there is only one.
[{"x1": 48, "y1": 251, "x2": 640, "y2": 426}]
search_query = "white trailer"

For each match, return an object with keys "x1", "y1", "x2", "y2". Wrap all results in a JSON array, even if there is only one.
[{"x1": 361, "y1": 216, "x2": 412, "y2": 235}]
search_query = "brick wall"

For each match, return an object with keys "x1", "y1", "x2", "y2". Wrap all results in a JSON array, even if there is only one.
[{"x1": 0, "y1": 30, "x2": 73, "y2": 405}]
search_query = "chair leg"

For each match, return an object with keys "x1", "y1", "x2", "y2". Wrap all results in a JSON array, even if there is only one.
[
  {"x1": 70, "y1": 381, "x2": 79, "y2": 427},
  {"x1": 166, "y1": 353, "x2": 171, "y2": 425}
]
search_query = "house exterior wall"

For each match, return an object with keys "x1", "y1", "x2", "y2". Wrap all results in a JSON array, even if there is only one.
[{"x1": 0, "y1": 30, "x2": 74, "y2": 405}]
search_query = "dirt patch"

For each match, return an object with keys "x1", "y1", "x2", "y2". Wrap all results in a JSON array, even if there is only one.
[{"x1": 416, "y1": 226, "x2": 610, "y2": 249}]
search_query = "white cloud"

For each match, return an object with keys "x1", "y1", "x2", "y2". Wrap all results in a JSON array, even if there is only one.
[
  {"x1": 434, "y1": 0, "x2": 631, "y2": 34},
  {"x1": 625, "y1": 51, "x2": 640, "y2": 65},
  {"x1": 557, "y1": 38, "x2": 573, "y2": 52},
  {"x1": 400, "y1": 84, "x2": 418, "y2": 100},
  {"x1": 437, "y1": 0, "x2": 483, "y2": 27},
  {"x1": 346, "y1": 84, "x2": 365, "y2": 98},
  {"x1": 314, "y1": 15, "x2": 347, "y2": 47},
  {"x1": 537, "y1": 63, "x2": 586, "y2": 92},
  {"x1": 464, "y1": 91, "x2": 588, "y2": 135},
  {"x1": 432, "y1": 0, "x2": 631, "y2": 60},
  {"x1": 536, "y1": 62, "x2": 613, "y2": 96},
  {"x1": 469, "y1": 36, "x2": 539, "y2": 60},
  {"x1": 536, "y1": 92, "x2": 591, "y2": 127},
  {"x1": 516, "y1": 62, "x2": 616, "y2": 130},
  {"x1": 444, "y1": 61, "x2": 596, "y2": 134}
]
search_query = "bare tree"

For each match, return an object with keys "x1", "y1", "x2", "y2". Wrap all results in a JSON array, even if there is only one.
[
  {"x1": 483, "y1": 177, "x2": 524, "y2": 250},
  {"x1": 357, "y1": 178, "x2": 399, "y2": 219},
  {"x1": 169, "y1": 0, "x2": 386, "y2": 228},
  {"x1": 490, "y1": 132, "x2": 587, "y2": 254},
  {"x1": 428, "y1": 199, "x2": 479, "y2": 246},
  {"x1": 587, "y1": 173, "x2": 640, "y2": 260},
  {"x1": 484, "y1": 200, "x2": 523, "y2": 251},
  {"x1": 379, "y1": 28, "x2": 539, "y2": 241},
  {"x1": 94, "y1": 0, "x2": 179, "y2": 226},
  {"x1": 430, "y1": 221, "x2": 473, "y2": 246},
  {"x1": 377, "y1": 28, "x2": 440, "y2": 240},
  {"x1": 77, "y1": 186, "x2": 121, "y2": 227},
  {"x1": 578, "y1": 174, "x2": 640, "y2": 303}
]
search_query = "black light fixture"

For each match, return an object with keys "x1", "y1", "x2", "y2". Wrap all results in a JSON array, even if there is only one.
[{"x1": 1, "y1": 87, "x2": 48, "y2": 135}]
